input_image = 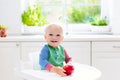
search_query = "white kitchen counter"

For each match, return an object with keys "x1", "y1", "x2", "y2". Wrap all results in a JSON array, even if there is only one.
[
  {"x1": 15, "y1": 63, "x2": 101, "y2": 80},
  {"x1": 0, "y1": 35, "x2": 120, "y2": 41}
]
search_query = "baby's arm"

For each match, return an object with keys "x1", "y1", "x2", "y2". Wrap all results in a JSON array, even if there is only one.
[
  {"x1": 44, "y1": 61, "x2": 67, "y2": 76},
  {"x1": 64, "y1": 49, "x2": 72, "y2": 64},
  {"x1": 39, "y1": 45, "x2": 50, "y2": 69}
]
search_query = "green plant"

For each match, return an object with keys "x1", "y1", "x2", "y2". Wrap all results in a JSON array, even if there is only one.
[
  {"x1": 0, "y1": 24, "x2": 8, "y2": 37},
  {"x1": 0, "y1": 24, "x2": 7, "y2": 30},
  {"x1": 21, "y1": 4, "x2": 48, "y2": 27},
  {"x1": 90, "y1": 17, "x2": 108, "y2": 26}
]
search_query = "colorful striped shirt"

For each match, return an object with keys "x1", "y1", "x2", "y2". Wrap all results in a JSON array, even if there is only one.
[{"x1": 39, "y1": 44, "x2": 72, "y2": 71}]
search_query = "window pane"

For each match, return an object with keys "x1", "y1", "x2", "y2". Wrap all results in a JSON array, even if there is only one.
[
  {"x1": 21, "y1": 0, "x2": 110, "y2": 34},
  {"x1": 42, "y1": 6, "x2": 64, "y2": 24},
  {"x1": 67, "y1": 5, "x2": 101, "y2": 24}
]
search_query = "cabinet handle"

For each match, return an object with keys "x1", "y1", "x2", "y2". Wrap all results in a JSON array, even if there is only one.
[
  {"x1": 113, "y1": 46, "x2": 120, "y2": 48},
  {"x1": 16, "y1": 44, "x2": 19, "y2": 47}
]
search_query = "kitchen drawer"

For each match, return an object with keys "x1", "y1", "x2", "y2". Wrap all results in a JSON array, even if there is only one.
[
  {"x1": 21, "y1": 42, "x2": 45, "y2": 47},
  {"x1": 0, "y1": 42, "x2": 20, "y2": 47},
  {"x1": 92, "y1": 42, "x2": 120, "y2": 52}
]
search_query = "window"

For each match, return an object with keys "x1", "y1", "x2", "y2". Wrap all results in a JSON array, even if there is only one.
[{"x1": 21, "y1": 0, "x2": 110, "y2": 35}]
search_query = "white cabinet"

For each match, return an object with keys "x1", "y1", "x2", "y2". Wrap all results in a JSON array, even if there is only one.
[
  {"x1": 1, "y1": 38, "x2": 120, "y2": 80},
  {"x1": 92, "y1": 42, "x2": 120, "y2": 80},
  {"x1": 62, "y1": 41, "x2": 91, "y2": 65},
  {"x1": 21, "y1": 42, "x2": 45, "y2": 61},
  {"x1": 0, "y1": 42, "x2": 21, "y2": 80},
  {"x1": 21, "y1": 41, "x2": 91, "y2": 65}
]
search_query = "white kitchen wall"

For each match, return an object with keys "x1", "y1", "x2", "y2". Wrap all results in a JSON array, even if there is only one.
[
  {"x1": 110, "y1": 0, "x2": 120, "y2": 35},
  {"x1": 0, "y1": 0, "x2": 120, "y2": 35},
  {"x1": 0, "y1": 0, "x2": 21, "y2": 35}
]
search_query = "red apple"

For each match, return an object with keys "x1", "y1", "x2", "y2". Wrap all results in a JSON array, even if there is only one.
[{"x1": 63, "y1": 64, "x2": 74, "y2": 75}]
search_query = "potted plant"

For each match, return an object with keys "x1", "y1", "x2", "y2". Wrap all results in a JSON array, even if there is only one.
[
  {"x1": 21, "y1": 4, "x2": 48, "y2": 33},
  {"x1": 90, "y1": 17, "x2": 110, "y2": 32},
  {"x1": 0, "y1": 24, "x2": 8, "y2": 37}
]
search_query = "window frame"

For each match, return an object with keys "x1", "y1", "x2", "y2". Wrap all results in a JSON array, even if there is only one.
[{"x1": 21, "y1": 0, "x2": 112, "y2": 35}]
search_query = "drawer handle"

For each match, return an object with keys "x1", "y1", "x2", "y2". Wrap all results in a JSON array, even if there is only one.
[
  {"x1": 113, "y1": 46, "x2": 120, "y2": 48},
  {"x1": 16, "y1": 44, "x2": 19, "y2": 47}
]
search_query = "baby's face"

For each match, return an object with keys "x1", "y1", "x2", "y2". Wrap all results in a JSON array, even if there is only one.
[{"x1": 44, "y1": 26, "x2": 64, "y2": 48}]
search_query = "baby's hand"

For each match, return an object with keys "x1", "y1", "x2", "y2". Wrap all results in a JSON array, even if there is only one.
[{"x1": 50, "y1": 66, "x2": 67, "y2": 76}]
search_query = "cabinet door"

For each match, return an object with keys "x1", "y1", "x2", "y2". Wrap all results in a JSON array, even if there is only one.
[
  {"x1": 21, "y1": 42, "x2": 45, "y2": 61},
  {"x1": 0, "y1": 42, "x2": 20, "y2": 80},
  {"x1": 92, "y1": 42, "x2": 120, "y2": 80},
  {"x1": 61, "y1": 42, "x2": 91, "y2": 65}
]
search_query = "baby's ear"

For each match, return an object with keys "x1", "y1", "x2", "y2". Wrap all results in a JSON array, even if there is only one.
[
  {"x1": 44, "y1": 34, "x2": 47, "y2": 39},
  {"x1": 62, "y1": 36, "x2": 64, "y2": 40}
]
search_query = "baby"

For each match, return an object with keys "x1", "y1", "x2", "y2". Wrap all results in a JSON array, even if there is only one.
[{"x1": 39, "y1": 24, "x2": 72, "y2": 76}]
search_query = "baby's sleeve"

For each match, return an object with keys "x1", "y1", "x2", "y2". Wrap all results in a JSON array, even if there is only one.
[
  {"x1": 39, "y1": 45, "x2": 50, "y2": 69},
  {"x1": 64, "y1": 49, "x2": 72, "y2": 63}
]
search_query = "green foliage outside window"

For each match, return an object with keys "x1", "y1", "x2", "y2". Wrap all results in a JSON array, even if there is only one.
[
  {"x1": 67, "y1": 0, "x2": 100, "y2": 24},
  {"x1": 67, "y1": 7, "x2": 87, "y2": 23}
]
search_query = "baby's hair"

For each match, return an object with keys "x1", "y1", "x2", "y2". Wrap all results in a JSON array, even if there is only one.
[{"x1": 44, "y1": 24, "x2": 63, "y2": 34}]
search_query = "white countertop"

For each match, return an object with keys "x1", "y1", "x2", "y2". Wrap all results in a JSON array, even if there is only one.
[
  {"x1": 0, "y1": 35, "x2": 120, "y2": 41},
  {"x1": 15, "y1": 63, "x2": 101, "y2": 80}
]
